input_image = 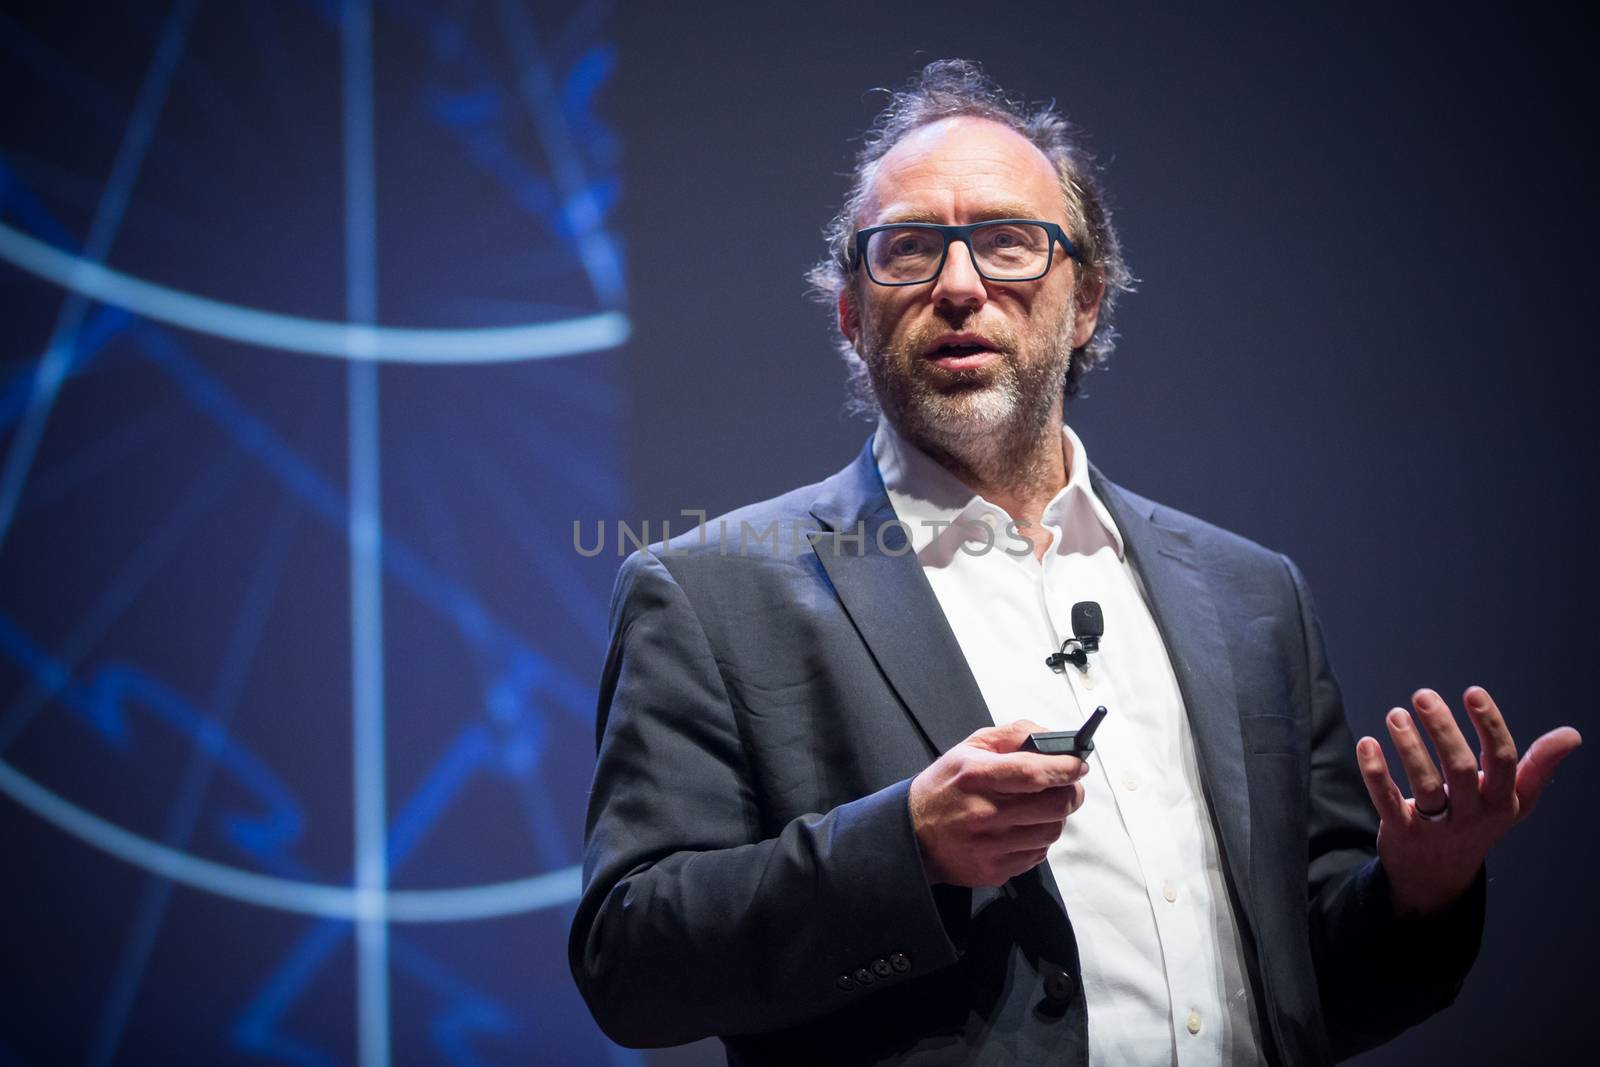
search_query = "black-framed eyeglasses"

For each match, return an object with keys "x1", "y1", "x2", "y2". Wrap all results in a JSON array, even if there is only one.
[{"x1": 850, "y1": 219, "x2": 1080, "y2": 286}]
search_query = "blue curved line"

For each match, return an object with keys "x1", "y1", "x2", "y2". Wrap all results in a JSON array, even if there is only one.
[
  {"x1": 0, "y1": 222, "x2": 630, "y2": 362},
  {"x1": 0, "y1": 759, "x2": 582, "y2": 922}
]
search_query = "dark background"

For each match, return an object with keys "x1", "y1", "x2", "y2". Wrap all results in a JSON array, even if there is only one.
[{"x1": 1, "y1": 2, "x2": 1594, "y2": 1064}]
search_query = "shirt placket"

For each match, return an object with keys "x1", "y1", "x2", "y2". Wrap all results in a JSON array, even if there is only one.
[{"x1": 1047, "y1": 548, "x2": 1230, "y2": 1063}]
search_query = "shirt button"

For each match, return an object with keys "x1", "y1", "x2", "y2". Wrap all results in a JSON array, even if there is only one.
[
  {"x1": 836, "y1": 974, "x2": 855, "y2": 991},
  {"x1": 1121, "y1": 773, "x2": 1139, "y2": 791},
  {"x1": 1043, "y1": 968, "x2": 1077, "y2": 1005},
  {"x1": 871, "y1": 958, "x2": 893, "y2": 978},
  {"x1": 853, "y1": 967, "x2": 875, "y2": 987},
  {"x1": 1162, "y1": 881, "x2": 1178, "y2": 903},
  {"x1": 889, "y1": 953, "x2": 911, "y2": 974},
  {"x1": 1186, "y1": 1010, "x2": 1203, "y2": 1035}
]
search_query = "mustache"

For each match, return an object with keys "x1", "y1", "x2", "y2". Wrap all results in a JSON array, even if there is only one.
[{"x1": 897, "y1": 319, "x2": 1019, "y2": 358}]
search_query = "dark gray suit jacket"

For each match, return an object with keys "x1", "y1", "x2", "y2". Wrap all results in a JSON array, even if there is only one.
[{"x1": 569, "y1": 438, "x2": 1484, "y2": 1065}]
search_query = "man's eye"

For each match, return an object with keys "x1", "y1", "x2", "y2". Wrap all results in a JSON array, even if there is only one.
[
  {"x1": 984, "y1": 227, "x2": 1030, "y2": 249},
  {"x1": 889, "y1": 236, "x2": 933, "y2": 256}
]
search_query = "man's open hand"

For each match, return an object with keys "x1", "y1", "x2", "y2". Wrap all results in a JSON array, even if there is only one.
[
  {"x1": 909, "y1": 719, "x2": 1088, "y2": 888},
  {"x1": 1355, "y1": 685, "x2": 1582, "y2": 917}
]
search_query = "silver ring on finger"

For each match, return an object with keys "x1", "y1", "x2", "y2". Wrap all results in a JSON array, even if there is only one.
[{"x1": 1415, "y1": 783, "x2": 1451, "y2": 822}]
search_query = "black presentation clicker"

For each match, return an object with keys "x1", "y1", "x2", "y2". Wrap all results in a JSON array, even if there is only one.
[{"x1": 1022, "y1": 706, "x2": 1107, "y2": 758}]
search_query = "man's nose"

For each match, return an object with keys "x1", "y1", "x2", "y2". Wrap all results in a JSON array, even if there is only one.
[{"x1": 929, "y1": 241, "x2": 987, "y2": 312}]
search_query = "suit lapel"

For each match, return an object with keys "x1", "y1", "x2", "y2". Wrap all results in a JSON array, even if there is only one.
[
  {"x1": 808, "y1": 439, "x2": 993, "y2": 757},
  {"x1": 1093, "y1": 469, "x2": 1256, "y2": 917}
]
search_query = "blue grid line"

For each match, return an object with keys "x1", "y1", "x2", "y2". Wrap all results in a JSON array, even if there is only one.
[
  {"x1": 86, "y1": 493, "x2": 302, "y2": 1067},
  {"x1": 0, "y1": 0, "x2": 197, "y2": 556},
  {"x1": 0, "y1": 449, "x2": 247, "y2": 755},
  {"x1": 340, "y1": 2, "x2": 389, "y2": 1064},
  {"x1": 490, "y1": 0, "x2": 625, "y2": 309}
]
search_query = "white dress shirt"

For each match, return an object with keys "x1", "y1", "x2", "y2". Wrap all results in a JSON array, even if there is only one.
[{"x1": 874, "y1": 419, "x2": 1266, "y2": 1067}]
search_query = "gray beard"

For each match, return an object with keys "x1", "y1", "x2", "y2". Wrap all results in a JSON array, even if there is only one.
[{"x1": 858, "y1": 306, "x2": 1076, "y2": 484}]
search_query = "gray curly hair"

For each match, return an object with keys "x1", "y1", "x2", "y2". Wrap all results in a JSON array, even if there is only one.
[{"x1": 805, "y1": 59, "x2": 1134, "y2": 410}]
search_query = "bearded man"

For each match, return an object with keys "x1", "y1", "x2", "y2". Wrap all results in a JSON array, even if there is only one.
[{"x1": 568, "y1": 60, "x2": 1580, "y2": 1066}]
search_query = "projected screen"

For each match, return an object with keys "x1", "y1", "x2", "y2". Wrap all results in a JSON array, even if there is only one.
[{"x1": 0, "y1": 2, "x2": 629, "y2": 1063}]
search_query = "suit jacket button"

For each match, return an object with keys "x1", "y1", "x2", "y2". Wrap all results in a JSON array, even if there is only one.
[
  {"x1": 836, "y1": 974, "x2": 855, "y2": 991},
  {"x1": 853, "y1": 967, "x2": 876, "y2": 986},
  {"x1": 1043, "y1": 968, "x2": 1076, "y2": 1004},
  {"x1": 890, "y1": 953, "x2": 911, "y2": 973},
  {"x1": 871, "y1": 958, "x2": 893, "y2": 978}
]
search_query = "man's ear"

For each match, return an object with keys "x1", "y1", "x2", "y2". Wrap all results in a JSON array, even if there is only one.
[
  {"x1": 837, "y1": 287, "x2": 859, "y2": 350},
  {"x1": 1072, "y1": 280, "x2": 1104, "y2": 350}
]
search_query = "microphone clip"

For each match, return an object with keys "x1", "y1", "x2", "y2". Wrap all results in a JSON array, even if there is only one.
[{"x1": 1045, "y1": 635, "x2": 1099, "y2": 673}]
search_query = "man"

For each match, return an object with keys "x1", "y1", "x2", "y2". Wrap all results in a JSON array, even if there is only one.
[{"x1": 568, "y1": 60, "x2": 1580, "y2": 1065}]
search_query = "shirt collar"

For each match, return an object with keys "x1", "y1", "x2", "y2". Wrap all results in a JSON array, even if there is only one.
[{"x1": 873, "y1": 416, "x2": 1126, "y2": 564}]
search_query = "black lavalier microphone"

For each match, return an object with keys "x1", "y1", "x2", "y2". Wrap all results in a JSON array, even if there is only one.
[{"x1": 1045, "y1": 601, "x2": 1103, "y2": 673}]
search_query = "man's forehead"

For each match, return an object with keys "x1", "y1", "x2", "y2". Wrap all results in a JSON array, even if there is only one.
[{"x1": 859, "y1": 116, "x2": 1062, "y2": 223}]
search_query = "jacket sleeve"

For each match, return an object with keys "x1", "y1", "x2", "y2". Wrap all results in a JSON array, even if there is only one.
[
  {"x1": 1286, "y1": 555, "x2": 1486, "y2": 1060},
  {"x1": 567, "y1": 549, "x2": 963, "y2": 1048}
]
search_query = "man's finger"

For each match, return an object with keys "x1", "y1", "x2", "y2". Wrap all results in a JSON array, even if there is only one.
[
  {"x1": 1463, "y1": 686, "x2": 1518, "y2": 812},
  {"x1": 996, "y1": 847, "x2": 1053, "y2": 879},
  {"x1": 970, "y1": 750, "x2": 1087, "y2": 793},
  {"x1": 1513, "y1": 726, "x2": 1584, "y2": 821},
  {"x1": 967, "y1": 719, "x2": 1051, "y2": 753},
  {"x1": 1413, "y1": 689, "x2": 1482, "y2": 817},
  {"x1": 1385, "y1": 706, "x2": 1448, "y2": 815},
  {"x1": 1356, "y1": 735, "x2": 1408, "y2": 826},
  {"x1": 995, "y1": 784, "x2": 1083, "y2": 823},
  {"x1": 987, "y1": 819, "x2": 1070, "y2": 853}
]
